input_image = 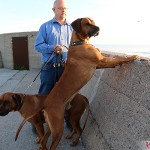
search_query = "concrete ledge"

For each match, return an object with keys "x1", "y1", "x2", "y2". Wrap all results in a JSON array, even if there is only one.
[{"x1": 81, "y1": 54, "x2": 150, "y2": 150}]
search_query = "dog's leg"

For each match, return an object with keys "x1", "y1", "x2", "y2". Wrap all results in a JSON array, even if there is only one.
[
  {"x1": 31, "y1": 120, "x2": 44, "y2": 144},
  {"x1": 96, "y1": 55, "x2": 139, "y2": 69},
  {"x1": 45, "y1": 108, "x2": 64, "y2": 150},
  {"x1": 70, "y1": 120, "x2": 82, "y2": 146},
  {"x1": 48, "y1": 123, "x2": 64, "y2": 150},
  {"x1": 38, "y1": 124, "x2": 51, "y2": 150},
  {"x1": 66, "y1": 129, "x2": 76, "y2": 139}
]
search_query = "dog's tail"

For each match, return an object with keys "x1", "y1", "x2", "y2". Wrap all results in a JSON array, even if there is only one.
[
  {"x1": 81, "y1": 97, "x2": 90, "y2": 133},
  {"x1": 15, "y1": 107, "x2": 43, "y2": 141}
]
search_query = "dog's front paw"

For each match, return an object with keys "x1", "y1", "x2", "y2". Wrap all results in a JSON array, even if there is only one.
[{"x1": 131, "y1": 55, "x2": 140, "y2": 60}]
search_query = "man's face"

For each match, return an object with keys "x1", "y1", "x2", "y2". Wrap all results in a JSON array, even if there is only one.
[{"x1": 53, "y1": 1, "x2": 67, "y2": 20}]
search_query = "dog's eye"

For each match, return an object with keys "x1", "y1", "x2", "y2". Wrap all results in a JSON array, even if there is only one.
[{"x1": 85, "y1": 22, "x2": 90, "y2": 26}]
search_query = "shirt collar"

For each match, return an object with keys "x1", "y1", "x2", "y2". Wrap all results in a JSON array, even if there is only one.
[{"x1": 52, "y1": 17, "x2": 70, "y2": 25}]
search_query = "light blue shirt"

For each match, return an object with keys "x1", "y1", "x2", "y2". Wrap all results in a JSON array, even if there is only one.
[{"x1": 34, "y1": 17, "x2": 73, "y2": 63}]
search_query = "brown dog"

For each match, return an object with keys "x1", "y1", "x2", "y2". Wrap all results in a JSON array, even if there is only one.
[
  {"x1": 16, "y1": 17, "x2": 139, "y2": 150},
  {"x1": 38, "y1": 94, "x2": 89, "y2": 150},
  {"x1": 0, "y1": 92, "x2": 46, "y2": 143},
  {"x1": 0, "y1": 92, "x2": 88, "y2": 148}
]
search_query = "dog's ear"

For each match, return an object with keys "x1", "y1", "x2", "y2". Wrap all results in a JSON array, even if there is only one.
[
  {"x1": 71, "y1": 18, "x2": 83, "y2": 33},
  {"x1": 12, "y1": 94, "x2": 23, "y2": 110},
  {"x1": 12, "y1": 94, "x2": 21, "y2": 101}
]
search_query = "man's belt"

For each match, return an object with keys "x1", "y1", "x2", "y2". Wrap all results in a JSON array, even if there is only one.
[{"x1": 43, "y1": 62, "x2": 65, "y2": 67}]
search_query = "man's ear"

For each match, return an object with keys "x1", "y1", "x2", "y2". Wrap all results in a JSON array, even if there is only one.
[
  {"x1": 71, "y1": 18, "x2": 83, "y2": 33},
  {"x1": 52, "y1": 8, "x2": 55, "y2": 12}
]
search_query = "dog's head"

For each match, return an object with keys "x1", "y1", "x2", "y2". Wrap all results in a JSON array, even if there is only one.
[
  {"x1": 71, "y1": 17, "x2": 100, "y2": 39},
  {"x1": 0, "y1": 93, "x2": 23, "y2": 116}
]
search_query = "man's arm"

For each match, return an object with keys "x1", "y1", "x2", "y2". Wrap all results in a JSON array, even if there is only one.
[{"x1": 34, "y1": 24, "x2": 54, "y2": 54}]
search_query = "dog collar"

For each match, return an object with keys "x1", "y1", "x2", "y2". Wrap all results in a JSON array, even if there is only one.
[
  {"x1": 70, "y1": 41, "x2": 88, "y2": 46},
  {"x1": 12, "y1": 94, "x2": 24, "y2": 111}
]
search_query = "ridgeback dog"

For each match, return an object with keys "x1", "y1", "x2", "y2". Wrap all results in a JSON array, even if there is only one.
[
  {"x1": 0, "y1": 92, "x2": 89, "y2": 148},
  {"x1": 0, "y1": 92, "x2": 46, "y2": 143},
  {"x1": 16, "y1": 17, "x2": 139, "y2": 150},
  {"x1": 38, "y1": 94, "x2": 89, "y2": 150}
]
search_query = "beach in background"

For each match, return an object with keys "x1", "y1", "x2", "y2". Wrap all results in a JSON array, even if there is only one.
[{"x1": 95, "y1": 44, "x2": 150, "y2": 58}]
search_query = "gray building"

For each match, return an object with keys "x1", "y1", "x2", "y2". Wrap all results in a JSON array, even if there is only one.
[{"x1": 0, "y1": 31, "x2": 41, "y2": 69}]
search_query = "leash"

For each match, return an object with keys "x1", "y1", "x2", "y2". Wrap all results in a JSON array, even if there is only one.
[
  {"x1": 23, "y1": 51, "x2": 55, "y2": 94},
  {"x1": 24, "y1": 45, "x2": 69, "y2": 94}
]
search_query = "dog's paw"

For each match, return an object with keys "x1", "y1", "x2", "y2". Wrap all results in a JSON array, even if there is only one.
[
  {"x1": 66, "y1": 134, "x2": 72, "y2": 139},
  {"x1": 70, "y1": 140, "x2": 78, "y2": 146},
  {"x1": 132, "y1": 55, "x2": 140, "y2": 60},
  {"x1": 35, "y1": 137, "x2": 40, "y2": 144},
  {"x1": 37, "y1": 145, "x2": 47, "y2": 150}
]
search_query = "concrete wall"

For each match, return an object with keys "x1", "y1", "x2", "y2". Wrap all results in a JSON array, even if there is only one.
[
  {"x1": 80, "y1": 54, "x2": 150, "y2": 150},
  {"x1": 0, "y1": 32, "x2": 41, "y2": 69}
]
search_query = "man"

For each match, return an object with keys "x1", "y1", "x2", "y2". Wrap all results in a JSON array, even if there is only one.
[
  {"x1": 34, "y1": 0, "x2": 73, "y2": 131},
  {"x1": 34, "y1": 0, "x2": 72, "y2": 94}
]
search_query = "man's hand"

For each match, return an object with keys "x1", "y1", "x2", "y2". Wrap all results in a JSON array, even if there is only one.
[{"x1": 54, "y1": 45, "x2": 63, "y2": 54}]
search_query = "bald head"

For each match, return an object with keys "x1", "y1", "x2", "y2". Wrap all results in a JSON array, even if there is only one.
[
  {"x1": 53, "y1": 0, "x2": 66, "y2": 8},
  {"x1": 52, "y1": 0, "x2": 67, "y2": 24}
]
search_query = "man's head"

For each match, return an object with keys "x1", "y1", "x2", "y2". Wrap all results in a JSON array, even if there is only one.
[{"x1": 52, "y1": 0, "x2": 67, "y2": 22}]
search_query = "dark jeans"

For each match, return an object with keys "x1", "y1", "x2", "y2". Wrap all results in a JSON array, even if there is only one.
[{"x1": 38, "y1": 64, "x2": 64, "y2": 95}]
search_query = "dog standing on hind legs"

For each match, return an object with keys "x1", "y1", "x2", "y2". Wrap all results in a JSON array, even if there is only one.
[
  {"x1": 16, "y1": 17, "x2": 139, "y2": 150},
  {"x1": 38, "y1": 94, "x2": 89, "y2": 150}
]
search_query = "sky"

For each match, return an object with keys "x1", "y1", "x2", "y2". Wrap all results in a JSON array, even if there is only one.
[{"x1": 0, "y1": 0, "x2": 150, "y2": 45}]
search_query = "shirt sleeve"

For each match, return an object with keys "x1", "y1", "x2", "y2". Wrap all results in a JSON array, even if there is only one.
[{"x1": 34, "y1": 24, "x2": 54, "y2": 54}]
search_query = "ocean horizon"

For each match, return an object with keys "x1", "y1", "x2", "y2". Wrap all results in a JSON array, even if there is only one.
[{"x1": 95, "y1": 44, "x2": 150, "y2": 58}]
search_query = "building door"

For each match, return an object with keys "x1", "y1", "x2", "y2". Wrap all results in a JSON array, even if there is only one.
[{"x1": 12, "y1": 36, "x2": 29, "y2": 70}]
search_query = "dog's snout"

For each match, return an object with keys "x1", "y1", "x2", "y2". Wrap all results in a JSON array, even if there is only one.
[
  {"x1": 0, "y1": 110, "x2": 9, "y2": 116},
  {"x1": 95, "y1": 26, "x2": 100, "y2": 32},
  {"x1": 88, "y1": 25, "x2": 100, "y2": 37}
]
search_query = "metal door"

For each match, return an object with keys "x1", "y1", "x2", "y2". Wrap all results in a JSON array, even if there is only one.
[{"x1": 12, "y1": 36, "x2": 29, "y2": 70}]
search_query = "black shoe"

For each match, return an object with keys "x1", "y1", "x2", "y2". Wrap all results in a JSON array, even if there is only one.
[{"x1": 31, "y1": 124, "x2": 37, "y2": 135}]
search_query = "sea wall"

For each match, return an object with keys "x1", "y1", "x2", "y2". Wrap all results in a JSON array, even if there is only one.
[{"x1": 80, "y1": 53, "x2": 150, "y2": 150}]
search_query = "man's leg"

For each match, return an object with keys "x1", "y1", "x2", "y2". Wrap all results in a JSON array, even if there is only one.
[{"x1": 38, "y1": 66, "x2": 57, "y2": 94}]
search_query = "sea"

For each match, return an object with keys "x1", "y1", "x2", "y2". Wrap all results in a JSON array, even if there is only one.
[{"x1": 95, "y1": 44, "x2": 150, "y2": 58}]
